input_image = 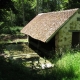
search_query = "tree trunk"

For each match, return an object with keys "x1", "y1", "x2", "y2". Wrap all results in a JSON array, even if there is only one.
[{"x1": 22, "y1": 0, "x2": 25, "y2": 26}]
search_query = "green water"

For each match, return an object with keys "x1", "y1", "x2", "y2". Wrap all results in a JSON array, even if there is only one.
[{"x1": 0, "y1": 43, "x2": 35, "y2": 55}]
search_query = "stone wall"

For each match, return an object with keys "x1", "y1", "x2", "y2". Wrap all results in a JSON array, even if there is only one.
[{"x1": 55, "y1": 12, "x2": 80, "y2": 51}]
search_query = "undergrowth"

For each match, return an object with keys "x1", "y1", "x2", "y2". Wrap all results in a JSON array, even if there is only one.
[{"x1": 0, "y1": 50, "x2": 80, "y2": 80}]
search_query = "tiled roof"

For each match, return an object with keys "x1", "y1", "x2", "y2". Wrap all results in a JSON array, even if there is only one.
[{"x1": 21, "y1": 8, "x2": 78, "y2": 42}]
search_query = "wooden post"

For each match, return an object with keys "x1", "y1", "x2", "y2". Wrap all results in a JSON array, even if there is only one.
[{"x1": 27, "y1": 35, "x2": 29, "y2": 52}]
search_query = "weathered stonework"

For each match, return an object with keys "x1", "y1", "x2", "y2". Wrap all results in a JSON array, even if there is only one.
[{"x1": 55, "y1": 12, "x2": 80, "y2": 51}]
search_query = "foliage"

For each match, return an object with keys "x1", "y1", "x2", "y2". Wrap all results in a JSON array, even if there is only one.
[
  {"x1": 0, "y1": 26, "x2": 22, "y2": 34},
  {"x1": 0, "y1": 0, "x2": 80, "y2": 80},
  {"x1": 12, "y1": 0, "x2": 36, "y2": 26},
  {"x1": 55, "y1": 51, "x2": 80, "y2": 80},
  {"x1": 0, "y1": 0, "x2": 80, "y2": 34},
  {"x1": 0, "y1": 48, "x2": 80, "y2": 80},
  {"x1": 68, "y1": 0, "x2": 80, "y2": 9},
  {"x1": 0, "y1": 0, "x2": 17, "y2": 22}
]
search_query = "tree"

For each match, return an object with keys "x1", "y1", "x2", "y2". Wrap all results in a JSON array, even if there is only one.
[
  {"x1": 0, "y1": 0, "x2": 16, "y2": 21},
  {"x1": 68, "y1": 0, "x2": 80, "y2": 9},
  {"x1": 13, "y1": 0, "x2": 36, "y2": 26}
]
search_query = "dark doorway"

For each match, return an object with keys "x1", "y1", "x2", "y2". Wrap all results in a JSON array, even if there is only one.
[
  {"x1": 72, "y1": 32, "x2": 80, "y2": 48},
  {"x1": 29, "y1": 36, "x2": 55, "y2": 55},
  {"x1": 39, "y1": 36, "x2": 55, "y2": 51}
]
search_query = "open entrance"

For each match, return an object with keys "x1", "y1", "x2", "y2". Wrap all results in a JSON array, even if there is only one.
[
  {"x1": 72, "y1": 32, "x2": 80, "y2": 48},
  {"x1": 39, "y1": 36, "x2": 55, "y2": 52},
  {"x1": 29, "y1": 36, "x2": 55, "y2": 56}
]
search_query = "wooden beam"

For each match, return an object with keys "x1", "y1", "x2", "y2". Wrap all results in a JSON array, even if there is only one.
[{"x1": 69, "y1": 30, "x2": 80, "y2": 32}]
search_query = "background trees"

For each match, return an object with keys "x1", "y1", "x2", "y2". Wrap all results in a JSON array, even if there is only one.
[
  {"x1": 68, "y1": 0, "x2": 80, "y2": 9},
  {"x1": 0, "y1": 0, "x2": 80, "y2": 34}
]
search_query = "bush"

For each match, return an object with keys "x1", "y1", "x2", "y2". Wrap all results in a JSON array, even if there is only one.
[
  {"x1": 0, "y1": 26, "x2": 22, "y2": 34},
  {"x1": 0, "y1": 49, "x2": 80, "y2": 80}
]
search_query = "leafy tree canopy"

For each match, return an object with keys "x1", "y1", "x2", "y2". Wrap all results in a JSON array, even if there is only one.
[
  {"x1": 0, "y1": 0, "x2": 17, "y2": 22},
  {"x1": 0, "y1": 0, "x2": 16, "y2": 12}
]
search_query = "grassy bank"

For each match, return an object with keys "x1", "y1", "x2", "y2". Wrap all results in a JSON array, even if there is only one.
[
  {"x1": 0, "y1": 50, "x2": 80, "y2": 80},
  {"x1": 54, "y1": 51, "x2": 80, "y2": 80}
]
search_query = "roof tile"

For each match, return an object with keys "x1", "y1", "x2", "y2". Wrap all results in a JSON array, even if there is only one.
[{"x1": 21, "y1": 8, "x2": 78, "y2": 42}]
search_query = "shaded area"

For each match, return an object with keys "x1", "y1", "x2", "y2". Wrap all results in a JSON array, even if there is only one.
[
  {"x1": 0, "y1": 55, "x2": 77, "y2": 80},
  {"x1": 0, "y1": 56, "x2": 34, "y2": 80},
  {"x1": 29, "y1": 36, "x2": 55, "y2": 58},
  {"x1": 0, "y1": 34, "x2": 27, "y2": 41},
  {"x1": 4, "y1": 43, "x2": 32, "y2": 53},
  {"x1": 0, "y1": 40, "x2": 53, "y2": 69},
  {"x1": 72, "y1": 32, "x2": 80, "y2": 48},
  {"x1": 0, "y1": 34, "x2": 79, "y2": 80}
]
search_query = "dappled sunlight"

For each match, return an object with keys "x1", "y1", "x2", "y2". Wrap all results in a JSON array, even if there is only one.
[
  {"x1": 0, "y1": 35, "x2": 80, "y2": 80},
  {"x1": 0, "y1": 55, "x2": 77, "y2": 80},
  {"x1": 0, "y1": 43, "x2": 53, "y2": 69},
  {"x1": 0, "y1": 49, "x2": 80, "y2": 80}
]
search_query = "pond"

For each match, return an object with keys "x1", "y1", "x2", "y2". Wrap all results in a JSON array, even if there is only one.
[
  {"x1": 0, "y1": 42, "x2": 53, "y2": 69},
  {"x1": 1, "y1": 43, "x2": 34, "y2": 54}
]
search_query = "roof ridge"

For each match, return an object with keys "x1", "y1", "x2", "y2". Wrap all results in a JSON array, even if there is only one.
[
  {"x1": 38, "y1": 8, "x2": 79, "y2": 16},
  {"x1": 21, "y1": 8, "x2": 79, "y2": 42}
]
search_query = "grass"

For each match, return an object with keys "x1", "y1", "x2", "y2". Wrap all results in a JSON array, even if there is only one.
[
  {"x1": 54, "y1": 51, "x2": 80, "y2": 80},
  {"x1": 0, "y1": 49, "x2": 80, "y2": 80},
  {"x1": 0, "y1": 26, "x2": 80, "y2": 80},
  {"x1": 0, "y1": 31, "x2": 80, "y2": 80},
  {"x1": 0, "y1": 39, "x2": 28, "y2": 44}
]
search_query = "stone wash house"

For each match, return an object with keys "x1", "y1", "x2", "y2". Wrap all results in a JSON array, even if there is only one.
[{"x1": 21, "y1": 8, "x2": 80, "y2": 54}]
